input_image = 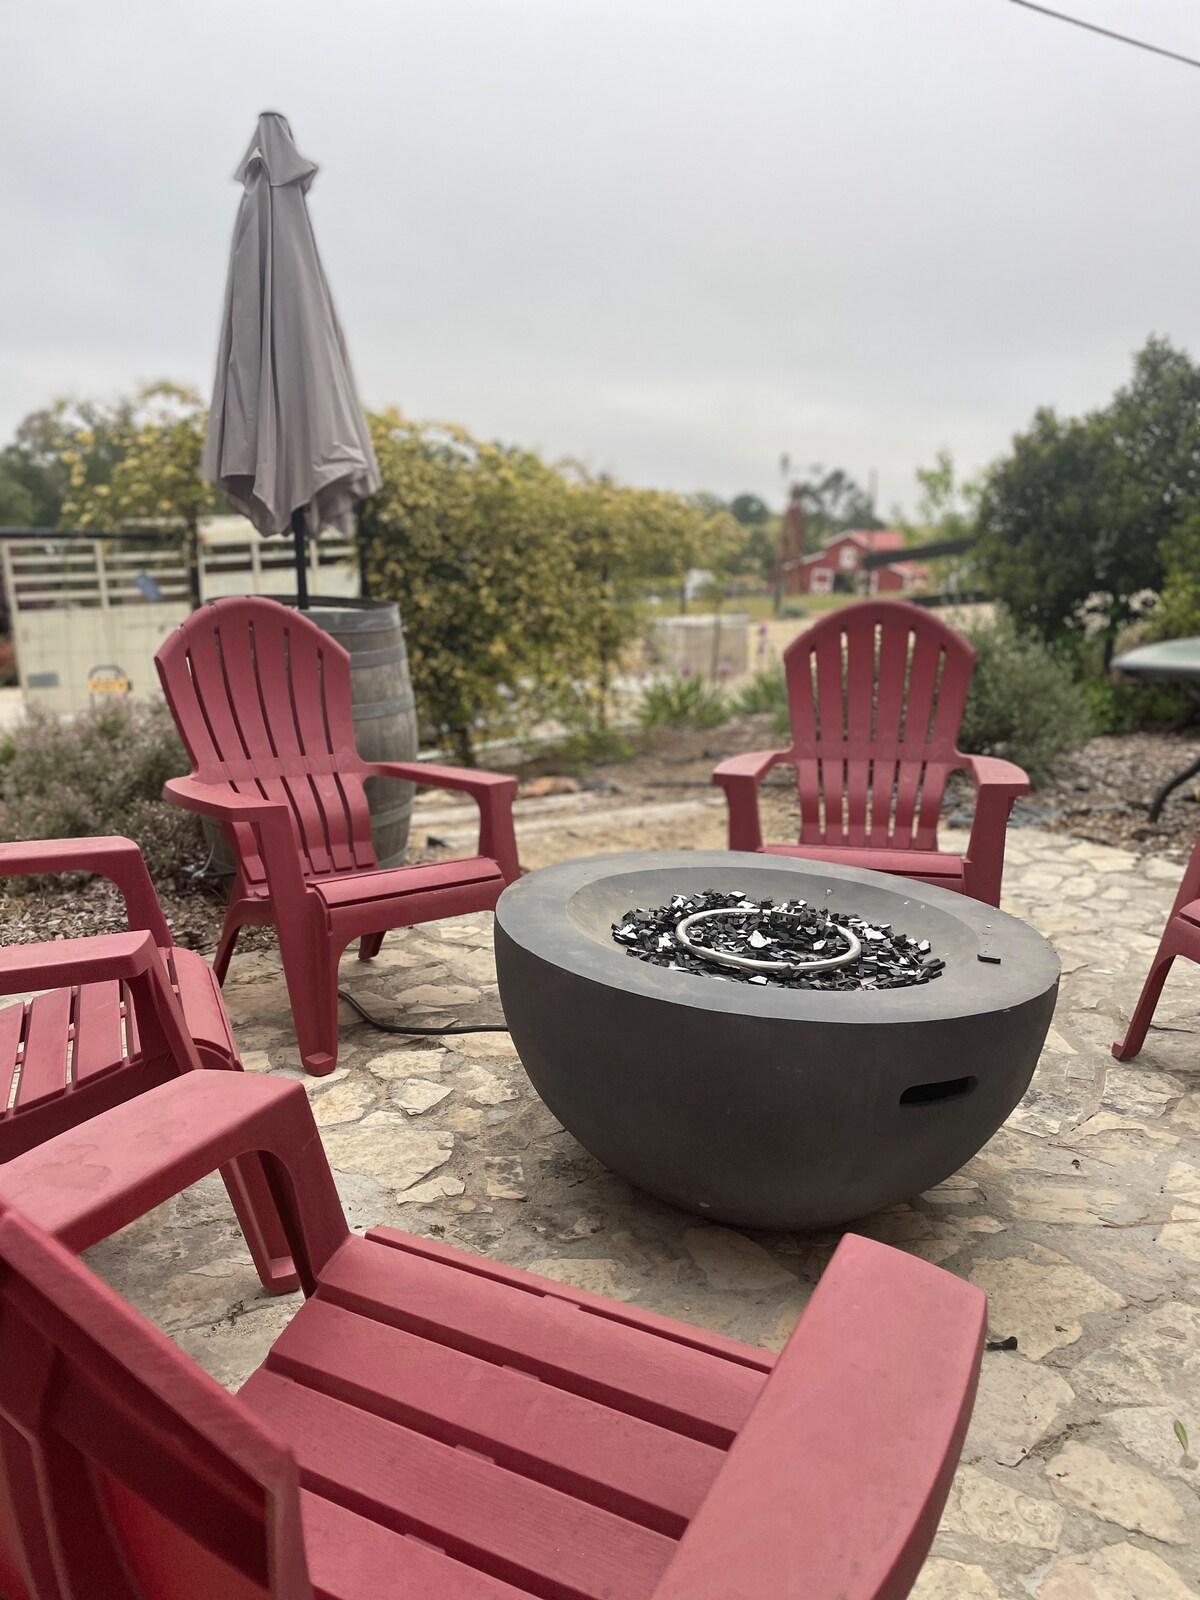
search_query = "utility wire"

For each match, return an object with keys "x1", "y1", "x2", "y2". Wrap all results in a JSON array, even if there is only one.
[{"x1": 1009, "y1": 0, "x2": 1200, "y2": 72}]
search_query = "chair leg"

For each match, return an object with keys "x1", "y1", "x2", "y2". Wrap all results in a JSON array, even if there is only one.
[
  {"x1": 284, "y1": 935, "x2": 342, "y2": 1078},
  {"x1": 1112, "y1": 942, "x2": 1181, "y2": 1062},
  {"x1": 212, "y1": 913, "x2": 243, "y2": 987},
  {"x1": 359, "y1": 931, "x2": 385, "y2": 961},
  {"x1": 218, "y1": 1155, "x2": 300, "y2": 1295}
]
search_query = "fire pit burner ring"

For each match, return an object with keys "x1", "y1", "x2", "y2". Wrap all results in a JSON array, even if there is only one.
[{"x1": 674, "y1": 907, "x2": 862, "y2": 974}]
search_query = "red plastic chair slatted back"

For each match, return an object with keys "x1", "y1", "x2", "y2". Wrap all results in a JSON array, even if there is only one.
[
  {"x1": 0, "y1": 1207, "x2": 311, "y2": 1600},
  {"x1": 782, "y1": 600, "x2": 974, "y2": 851},
  {"x1": 156, "y1": 597, "x2": 376, "y2": 886}
]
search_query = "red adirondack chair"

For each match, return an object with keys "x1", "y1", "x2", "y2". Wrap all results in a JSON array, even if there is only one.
[
  {"x1": 0, "y1": 836, "x2": 296, "y2": 1294},
  {"x1": 155, "y1": 597, "x2": 520, "y2": 1076},
  {"x1": 0, "y1": 1070, "x2": 986, "y2": 1600},
  {"x1": 1113, "y1": 827, "x2": 1200, "y2": 1060},
  {"x1": 714, "y1": 600, "x2": 1029, "y2": 905}
]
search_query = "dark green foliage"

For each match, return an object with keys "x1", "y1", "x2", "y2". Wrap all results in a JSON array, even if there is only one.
[
  {"x1": 958, "y1": 614, "x2": 1092, "y2": 786},
  {"x1": 976, "y1": 338, "x2": 1200, "y2": 648},
  {"x1": 637, "y1": 675, "x2": 729, "y2": 730},
  {"x1": 733, "y1": 669, "x2": 790, "y2": 734},
  {"x1": 1145, "y1": 510, "x2": 1200, "y2": 645},
  {"x1": 0, "y1": 467, "x2": 35, "y2": 526},
  {"x1": 729, "y1": 494, "x2": 771, "y2": 525},
  {"x1": 789, "y1": 468, "x2": 881, "y2": 551},
  {"x1": 1063, "y1": 635, "x2": 1191, "y2": 736},
  {"x1": 0, "y1": 700, "x2": 201, "y2": 883}
]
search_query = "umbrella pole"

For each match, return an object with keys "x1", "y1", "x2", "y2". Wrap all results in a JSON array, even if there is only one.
[{"x1": 291, "y1": 507, "x2": 309, "y2": 609}]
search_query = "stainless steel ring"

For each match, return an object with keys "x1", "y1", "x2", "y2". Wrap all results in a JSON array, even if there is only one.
[{"x1": 673, "y1": 908, "x2": 862, "y2": 974}]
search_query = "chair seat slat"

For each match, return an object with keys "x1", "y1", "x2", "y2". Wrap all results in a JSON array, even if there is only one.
[{"x1": 14, "y1": 990, "x2": 73, "y2": 1110}]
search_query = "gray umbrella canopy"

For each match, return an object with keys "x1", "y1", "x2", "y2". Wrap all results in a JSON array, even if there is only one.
[{"x1": 203, "y1": 112, "x2": 380, "y2": 563}]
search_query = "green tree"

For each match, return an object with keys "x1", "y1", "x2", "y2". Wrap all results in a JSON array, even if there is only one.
[
  {"x1": 358, "y1": 413, "x2": 742, "y2": 760},
  {"x1": 894, "y1": 448, "x2": 981, "y2": 591},
  {"x1": 790, "y1": 467, "x2": 881, "y2": 552},
  {"x1": 57, "y1": 382, "x2": 215, "y2": 601},
  {"x1": 729, "y1": 493, "x2": 771, "y2": 525},
  {"x1": 0, "y1": 397, "x2": 134, "y2": 528},
  {"x1": 359, "y1": 414, "x2": 581, "y2": 763},
  {"x1": 1146, "y1": 509, "x2": 1200, "y2": 643},
  {"x1": 0, "y1": 467, "x2": 35, "y2": 526},
  {"x1": 977, "y1": 337, "x2": 1200, "y2": 651}
]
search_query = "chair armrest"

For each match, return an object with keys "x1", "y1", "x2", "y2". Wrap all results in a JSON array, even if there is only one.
[
  {"x1": 0, "y1": 1073, "x2": 350, "y2": 1295},
  {"x1": 651, "y1": 1235, "x2": 986, "y2": 1600},
  {"x1": 364, "y1": 761, "x2": 520, "y2": 884},
  {"x1": 162, "y1": 775, "x2": 291, "y2": 825},
  {"x1": 711, "y1": 751, "x2": 785, "y2": 853},
  {"x1": 0, "y1": 932, "x2": 205, "y2": 1074},
  {"x1": 163, "y1": 775, "x2": 309, "y2": 912},
  {"x1": 955, "y1": 755, "x2": 1030, "y2": 908},
  {"x1": 0, "y1": 836, "x2": 172, "y2": 946},
  {"x1": 957, "y1": 754, "x2": 1030, "y2": 799},
  {"x1": 0, "y1": 930, "x2": 165, "y2": 995}
]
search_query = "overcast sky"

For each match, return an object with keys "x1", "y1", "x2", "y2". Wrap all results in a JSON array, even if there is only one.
[{"x1": 5, "y1": 0, "x2": 1200, "y2": 516}]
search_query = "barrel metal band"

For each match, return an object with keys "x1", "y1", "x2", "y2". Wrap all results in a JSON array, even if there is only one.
[
  {"x1": 344, "y1": 644, "x2": 408, "y2": 668},
  {"x1": 352, "y1": 694, "x2": 417, "y2": 721}
]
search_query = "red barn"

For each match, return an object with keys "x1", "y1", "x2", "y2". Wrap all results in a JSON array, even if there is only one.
[{"x1": 797, "y1": 529, "x2": 928, "y2": 596}]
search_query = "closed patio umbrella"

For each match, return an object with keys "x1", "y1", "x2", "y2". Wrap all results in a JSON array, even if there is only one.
[{"x1": 203, "y1": 111, "x2": 380, "y2": 606}]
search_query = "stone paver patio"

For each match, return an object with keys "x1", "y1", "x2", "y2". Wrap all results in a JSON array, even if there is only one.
[{"x1": 90, "y1": 816, "x2": 1200, "y2": 1597}]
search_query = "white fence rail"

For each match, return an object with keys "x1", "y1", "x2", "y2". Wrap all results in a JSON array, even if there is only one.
[{"x1": 1, "y1": 528, "x2": 358, "y2": 715}]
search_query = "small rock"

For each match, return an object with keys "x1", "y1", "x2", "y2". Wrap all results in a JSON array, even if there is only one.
[
  {"x1": 444, "y1": 1106, "x2": 485, "y2": 1135},
  {"x1": 910, "y1": 1559, "x2": 1001, "y2": 1599},
  {"x1": 1045, "y1": 1442, "x2": 1191, "y2": 1544},
  {"x1": 321, "y1": 1113, "x2": 454, "y2": 1193},
  {"x1": 1043, "y1": 1027, "x2": 1078, "y2": 1056},
  {"x1": 1074, "y1": 1301, "x2": 1200, "y2": 1408},
  {"x1": 1103, "y1": 1066, "x2": 1187, "y2": 1119},
  {"x1": 485, "y1": 1157, "x2": 526, "y2": 1201},
  {"x1": 1165, "y1": 1161, "x2": 1200, "y2": 1203},
  {"x1": 1070, "y1": 1111, "x2": 1179, "y2": 1166},
  {"x1": 940, "y1": 1464, "x2": 1063, "y2": 1549},
  {"x1": 963, "y1": 1353, "x2": 1075, "y2": 1467},
  {"x1": 1145, "y1": 856, "x2": 1187, "y2": 882},
  {"x1": 1006, "y1": 1181, "x2": 1128, "y2": 1227},
  {"x1": 1007, "y1": 1090, "x2": 1084, "y2": 1137},
  {"x1": 683, "y1": 1227, "x2": 796, "y2": 1293},
  {"x1": 524, "y1": 1257, "x2": 637, "y2": 1300},
  {"x1": 1158, "y1": 1203, "x2": 1200, "y2": 1263},
  {"x1": 395, "y1": 1174, "x2": 466, "y2": 1205},
  {"x1": 922, "y1": 1174, "x2": 982, "y2": 1206},
  {"x1": 1039, "y1": 1542, "x2": 1198, "y2": 1599},
  {"x1": 366, "y1": 1046, "x2": 448, "y2": 1080},
  {"x1": 310, "y1": 1078, "x2": 376, "y2": 1127},
  {"x1": 1106, "y1": 1405, "x2": 1200, "y2": 1485},
  {"x1": 398, "y1": 983, "x2": 480, "y2": 1010},
  {"x1": 453, "y1": 1032, "x2": 519, "y2": 1058},
  {"x1": 968, "y1": 1253, "x2": 1124, "y2": 1360},
  {"x1": 460, "y1": 1066, "x2": 519, "y2": 1107},
  {"x1": 390, "y1": 1078, "x2": 453, "y2": 1115}
]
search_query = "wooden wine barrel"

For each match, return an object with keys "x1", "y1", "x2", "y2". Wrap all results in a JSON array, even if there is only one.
[{"x1": 201, "y1": 598, "x2": 419, "y2": 875}]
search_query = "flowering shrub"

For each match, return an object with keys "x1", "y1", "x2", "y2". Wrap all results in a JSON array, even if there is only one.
[{"x1": 0, "y1": 698, "x2": 201, "y2": 883}]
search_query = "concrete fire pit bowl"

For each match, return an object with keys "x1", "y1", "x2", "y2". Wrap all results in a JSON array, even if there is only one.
[{"x1": 494, "y1": 850, "x2": 1060, "y2": 1230}]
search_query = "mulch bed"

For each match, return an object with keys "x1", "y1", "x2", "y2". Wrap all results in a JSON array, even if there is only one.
[{"x1": 950, "y1": 732, "x2": 1200, "y2": 864}]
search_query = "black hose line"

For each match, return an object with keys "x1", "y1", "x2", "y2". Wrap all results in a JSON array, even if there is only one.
[{"x1": 337, "y1": 987, "x2": 510, "y2": 1036}]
